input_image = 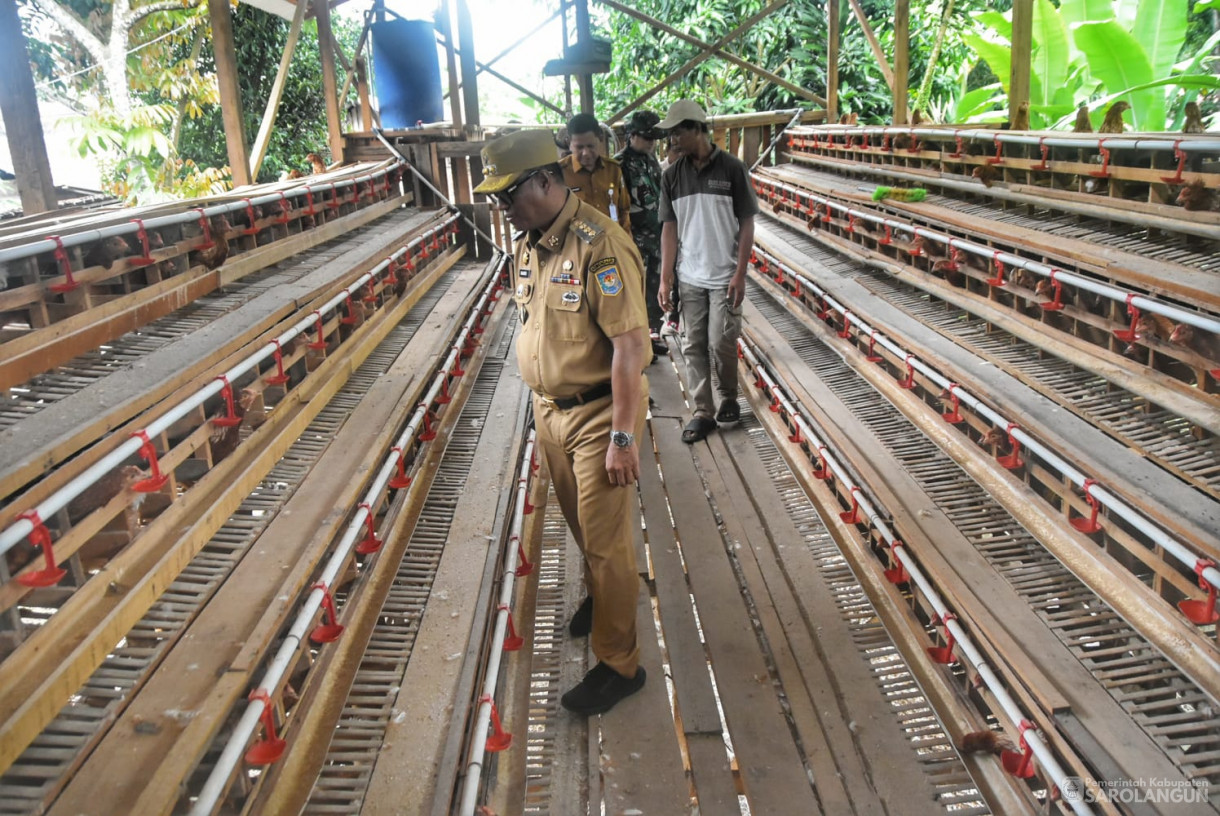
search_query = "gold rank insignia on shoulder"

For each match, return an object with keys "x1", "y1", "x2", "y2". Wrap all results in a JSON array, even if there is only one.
[{"x1": 570, "y1": 218, "x2": 604, "y2": 244}]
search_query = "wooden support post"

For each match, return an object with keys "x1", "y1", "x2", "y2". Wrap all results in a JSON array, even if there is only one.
[
  {"x1": 442, "y1": 0, "x2": 463, "y2": 128},
  {"x1": 316, "y1": 0, "x2": 345, "y2": 163},
  {"x1": 456, "y1": 0, "x2": 480, "y2": 129},
  {"x1": 1010, "y1": 0, "x2": 1033, "y2": 128},
  {"x1": 0, "y1": 0, "x2": 58, "y2": 214},
  {"x1": 574, "y1": 0, "x2": 595, "y2": 113},
  {"x1": 827, "y1": 0, "x2": 840, "y2": 122},
  {"x1": 356, "y1": 57, "x2": 373, "y2": 132},
  {"x1": 249, "y1": 0, "x2": 308, "y2": 179},
  {"x1": 892, "y1": 0, "x2": 910, "y2": 125},
  {"x1": 209, "y1": 0, "x2": 251, "y2": 186}
]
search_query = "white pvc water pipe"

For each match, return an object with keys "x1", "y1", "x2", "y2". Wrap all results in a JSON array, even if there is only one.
[
  {"x1": 749, "y1": 243, "x2": 1220, "y2": 598},
  {"x1": 0, "y1": 164, "x2": 403, "y2": 264},
  {"x1": 756, "y1": 176, "x2": 1220, "y2": 334},
  {"x1": 0, "y1": 216, "x2": 459, "y2": 559},
  {"x1": 457, "y1": 430, "x2": 537, "y2": 816},
  {"x1": 739, "y1": 339, "x2": 1094, "y2": 815},
  {"x1": 189, "y1": 254, "x2": 507, "y2": 816}
]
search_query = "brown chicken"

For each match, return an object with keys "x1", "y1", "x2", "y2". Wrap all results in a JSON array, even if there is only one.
[
  {"x1": 972, "y1": 165, "x2": 999, "y2": 188},
  {"x1": 306, "y1": 152, "x2": 328, "y2": 175},
  {"x1": 911, "y1": 234, "x2": 948, "y2": 260},
  {"x1": 847, "y1": 112, "x2": 859, "y2": 125},
  {"x1": 1072, "y1": 104, "x2": 1093, "y2": 133},
  {"x1": 1182, "y1": 102, "x2": 1205, "y2": 134},
  {"x1": 959, "y1": 729, "x2": 1017, "y2": 756},
  {"x1": 84, "y1": 236, "x2": 133, "y2": 270},
  {"x1": 1177, "y1": 180, "x2": 1216, "y2": 212},
  {"x1": 1170, "y1": 323, "x2": 1220, "y2": 366},
  {"x1": 189, "y1": 214, "x2": 232, "y2": 270},
  {"x1": 177, "y1": 387, "x2": 258, "y2": 486},
  {"x1": 910, "y1": 108, "x2": 924, "y2": 126},
  {"x1": 983, "y1": 428, "x2": 1009, "y2": 451},
  {"x1": 1010, "y1": 101, "x2": 1030, "y2": 131},
  {"x1": 931, "y1": 259, "x2": 965, "y2": 287},
  {"x1": 1098, "y1": 101, "x2": 1130, "y2": 134}
]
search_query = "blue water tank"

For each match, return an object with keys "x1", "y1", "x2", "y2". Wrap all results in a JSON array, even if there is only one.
[{"x1": 371, "y1": 18, "x2": 444, "y2": 129}]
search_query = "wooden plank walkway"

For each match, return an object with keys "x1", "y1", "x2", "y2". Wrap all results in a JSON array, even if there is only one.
[{"x1": 503, "y1": 345, "x2": 972, "y2": 816}]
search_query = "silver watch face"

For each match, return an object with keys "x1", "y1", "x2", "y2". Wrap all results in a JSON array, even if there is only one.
[{"x1": 611, "y1": 431, "x2": 632, "y2": 448}]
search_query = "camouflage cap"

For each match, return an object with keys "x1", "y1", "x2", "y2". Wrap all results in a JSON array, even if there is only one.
[
  {"x1": 626, "y1": 110, "x2": 663, "y2": 138},
  {"x1": 474, "y1": 129, "x2": 558, "y2": 194}
]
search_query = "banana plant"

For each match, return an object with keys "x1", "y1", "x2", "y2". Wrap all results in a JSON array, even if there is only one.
[{"x1": 961, "y1": 0, "x2": 1220, "y2": 130}]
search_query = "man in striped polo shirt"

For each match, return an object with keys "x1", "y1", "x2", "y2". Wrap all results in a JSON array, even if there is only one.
[{"x1": 657, "y1": 100, "x2": 759, "y2": 443}]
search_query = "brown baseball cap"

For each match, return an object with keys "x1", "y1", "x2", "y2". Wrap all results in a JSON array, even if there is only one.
[
  {"x1": 474, "y1": 129, "x2": 558, "y2": 194},
  {"x1": 657, "y1": 99, "x2": 708, "y2": 130}
]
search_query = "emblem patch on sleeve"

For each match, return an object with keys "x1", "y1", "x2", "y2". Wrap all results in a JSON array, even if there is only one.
[
  {"x1": 595, "y1": 267, "x2": 623, "y2": 295},
  {"x1": 591, "y1": 257, "x2": 622, "y2": 295}
]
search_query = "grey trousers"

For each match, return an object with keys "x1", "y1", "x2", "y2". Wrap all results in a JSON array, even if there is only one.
[{"x1": 678, "y1": 280, "x2": 743, "y2": 420}]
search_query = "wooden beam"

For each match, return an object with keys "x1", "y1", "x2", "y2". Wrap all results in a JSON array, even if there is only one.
[
  {"x1": 315, "y1": 0, "x2": 344, "y2": 162},
  {"x1": 892, "y1": 0, "x2": 910, "y2": 124},
  {"x1": 846, "y1": 0, "x2": 894, "y2": 94},
  {"x1": 607, "y1": 0, "x2": 790, "y2": 125},
  {"x1": 0, "y1": 0, "x2": 58, "y2": 214},
  {"x1": 826, "y1": 0, "x2": 840, "y2": 121},
  {"x1": 456, "y1": 0, "x2": 480, "y2": 128},
  {"x1": 208, "y1": 0, "x2": 251, "y2": 187},
  {"x1": 1010, "y1": 0, "x2": 1033, "y2": 127},
  {"x1": 249, "y1": 0, "x2": 309, "y2": 179},
  {"x1": 597, "y1": 0, "x2": 821, "y2": 107}
]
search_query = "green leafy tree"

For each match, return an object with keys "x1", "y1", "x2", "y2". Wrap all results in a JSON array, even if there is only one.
[
  {"x1": 963, "y1": 0, "x2": 1220, "y2": 129},
  {"x1": 176, "y1": 6, "x2": 360, "y2": 183}
]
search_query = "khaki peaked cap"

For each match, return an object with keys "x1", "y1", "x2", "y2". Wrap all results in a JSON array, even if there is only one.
[
  {"x1": 656, "y1": 99, "x2": 708, "y2": 130},
  {"x1": 474, "y1": 129, "x2": 557, "y2": 194}
]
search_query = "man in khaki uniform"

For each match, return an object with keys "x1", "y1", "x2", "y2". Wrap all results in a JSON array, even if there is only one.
[
  {"x1": 475, "y1": 129, "x2": 650, "y2": 715},
  {"x1": 561, "y1": 113, "x2": 633, "y2": 237}
]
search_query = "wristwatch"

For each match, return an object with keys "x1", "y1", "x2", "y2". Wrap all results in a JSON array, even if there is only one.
[{"x1": 610, "y1": 430, "x2": 635, "y2": 448}]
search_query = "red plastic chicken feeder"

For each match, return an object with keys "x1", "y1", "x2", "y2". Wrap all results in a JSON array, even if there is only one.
[
  {"x1": 245, "y1": 689, "x2": 286, "y2": 765},
  {"x1": 500, "y1": 604, "x2": 524, "y2": 651},
  {"x1": 15, "y1": 511, "x2": 66, "y2": 587},
  {"x1": 309, "y1": 582, "x2": 345, "y2": 643},
  {"x1": 1178, "y1": 559, "x2": 1219, "y2": 625}
]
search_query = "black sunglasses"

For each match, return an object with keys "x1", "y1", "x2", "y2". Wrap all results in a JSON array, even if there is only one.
[{"x1": 488, "y1": 170, "x2": 542, "y2": 207}]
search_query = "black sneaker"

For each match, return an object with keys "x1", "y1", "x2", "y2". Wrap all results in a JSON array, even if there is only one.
[
  {"x1": 560, "y1": 662, "x2": 646, "y2": 715},
  {"x1": 568, "y1": 596, "x2": 593, "y2": 637},
  {"x1": 715, "y1": 399, "x2": 741, "y2": 425},
  {"x1": 651, "y1": 339, "x2": 669, "y2": 357}
]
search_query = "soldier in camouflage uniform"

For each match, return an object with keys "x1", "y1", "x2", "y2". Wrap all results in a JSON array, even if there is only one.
[{"x1": 615, "y1": 110, "x2": 668, "y2": 356}]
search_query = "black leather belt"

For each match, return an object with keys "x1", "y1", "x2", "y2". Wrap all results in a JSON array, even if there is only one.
[{"x1": 539, "y1": 381, "x2": 612, "y2": 410}]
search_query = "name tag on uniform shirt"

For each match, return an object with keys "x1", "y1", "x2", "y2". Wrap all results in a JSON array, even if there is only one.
[{"x1": 519, "y1": 267, "x2": 531, "y2": 278}]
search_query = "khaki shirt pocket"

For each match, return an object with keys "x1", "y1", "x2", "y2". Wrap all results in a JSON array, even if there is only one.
[{"x1": 545, "y1": 285, "x2": 588, "y2": 341}]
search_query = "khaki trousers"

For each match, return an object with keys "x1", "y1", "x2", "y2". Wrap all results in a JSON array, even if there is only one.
[
  {"x1": 678, "y1": 281, "x2": 743, "y2": 420},
  {"x1": 533, "y1": 383, "x2": 648, "y2": 677}
]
